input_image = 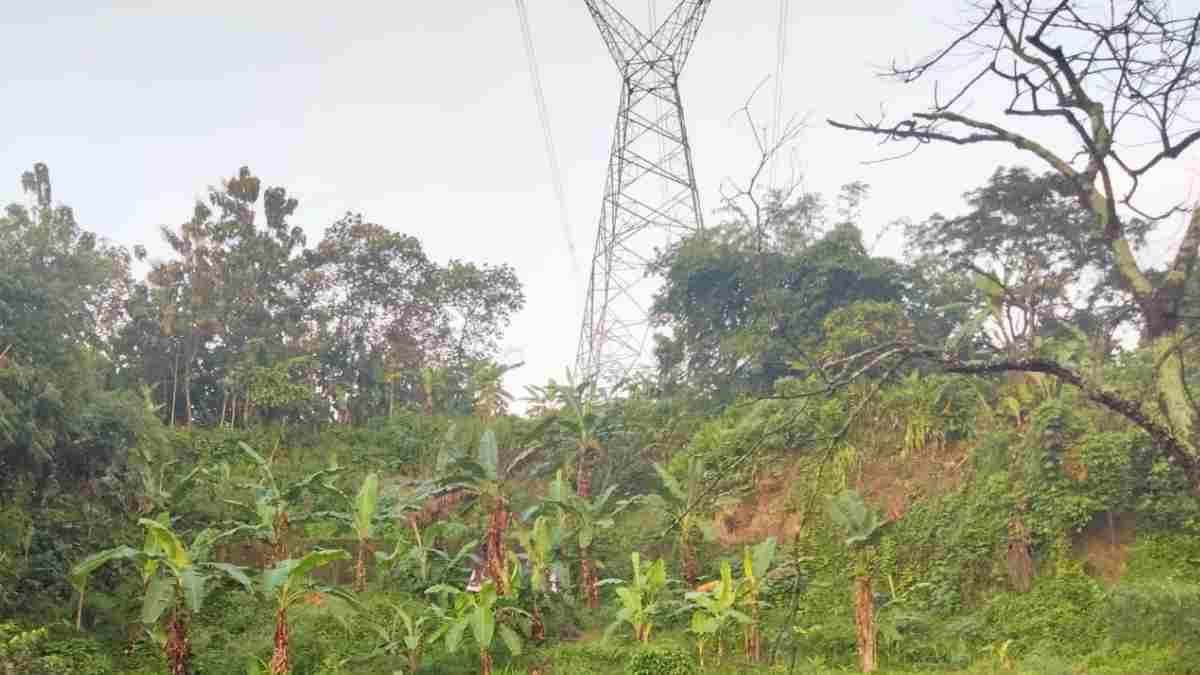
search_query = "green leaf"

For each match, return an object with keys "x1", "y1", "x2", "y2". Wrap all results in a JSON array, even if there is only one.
[
  {"x1": 141, "y1": 574, "x2": 174, "y2": 625},
  {"x1": 239, "y1": 442, "x2": 268, "y2": 467},
  {"x1": 579, "y1": 523, "x2": 595, "y2": 550},
  {"x1": 478, "y1": 429, "x2": 499, "y2": 479},
  {"x1": 354, "y1": 473, "x2": 380, "y2": 539},
  {"x1": 69, "y1": 546, "x2": 141, "y2": 589},
  {"x1": 470, "y1": 605, "x2": 494, "y2": 650},
  {"x1": 179, "y1": 567, "x2": 208, "y2": 613},
  {"x1": 653, "y1": 462, "x2": 686, "y2": 502},
  {"x1": 207, "y1": 563, "x2": 254, "y2": 592},
  {"x1": 825, "y1": 490, "x2": 887, "y2": 549},
  {"x1": 497, "y1": 623, "x2": 522, "y2": 656},
  {"x1": 138, "y1": 518, "x2": 191, "y2": 570},
  {"x1": 751, "y1": 537, "x2": 777, "y2": 578},
  {"x1": 445, "y1": 619, "x2": 467, "y2": 654},
  {"x1": 262, "y1": 549, "x2": 350, "y2": 597}
]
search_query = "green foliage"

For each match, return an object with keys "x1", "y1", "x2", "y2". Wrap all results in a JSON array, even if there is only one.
[
  {"x1": 825, "y1": 490, "x2": 888, "y2": 549},
  {"x1": 626, "y1": 647, "x2": 698, "y2": 675},
  {"x1": 605, "y1": 552, "x2": 671, "y2": 643},
  {"x1": 427, "y1": 580, "x2": 528, "y2": 670}
]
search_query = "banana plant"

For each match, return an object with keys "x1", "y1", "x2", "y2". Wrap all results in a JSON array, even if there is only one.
[
  {"x1": 826, "y1": 489, "x2": 889, "y2": 674},
  {"x1": 529, "y1": 470, "x2": 632, "y2": 608},
  {"x1": 69, "y1": 518, "x2": 252, "y2": 675},
  {"x1": 513, "y1": 515, "x2": 568, "y2": 642},
  {"x1": 377, "y1": 520, "x2": 480, "y2": 590},
  {"x1": 223, "y1": 442, "x2": 342, "y2": 564},
  {"x1": 316, "y1": 472, "x2": 380, "y2": 592},
  {"x1": 685, "y1": 560, "x2": 750, "y2": 668},
  {"x1": 364, "y1": 602, "x2": 436, "y2": 674},
  {"x1": 128, "y1": 442, "x2": 202, "y2": 516},
  {"x1": 526, "y1": 371, "x2": 621, "y2": 606},
  {"x1": 351, "y1": 473, "x2": 379, "y2": 592},
  {"x1": 739, "y1": 537, "x2": 777, "y2": 662},
  {"x1": 652, "y1": 456, "x2": 708, "y2": 585},
  {"x1": 439, "y1": 429, "x2": 515, "y2": 595},
  {"x1": 426, "y1": 581, "x2": 528, "y2": 675},
  {"x1": 262, "y1": 548, "x2": 357, "y2": 675},
  {"x1": 604, "y1": 552, "x2": 669, "y2": 644}
]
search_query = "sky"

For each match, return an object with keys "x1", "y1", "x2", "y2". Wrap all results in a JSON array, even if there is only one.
[{"x1": 4, "y1": 0, "x2": 1200, "y2": 404}]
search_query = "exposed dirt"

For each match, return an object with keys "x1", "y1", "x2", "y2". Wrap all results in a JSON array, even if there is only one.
[
  {"x1": 714, "y1": 461, "x2": 804, "y2": 547},
  {"x1": 713, "y1": 435, "x2": 973, "y2": 547},
  {"x1": 857, "y1": 439, "x2": 972, "y2": 520},
  {"x1": 1077, "y1": 511, "x2": 1136, "y2": 586}
]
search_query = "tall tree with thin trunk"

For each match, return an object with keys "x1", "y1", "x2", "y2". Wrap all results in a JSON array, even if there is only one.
[{"x1": 830, "y1": 0, "x2": 1200, "y2": 484}]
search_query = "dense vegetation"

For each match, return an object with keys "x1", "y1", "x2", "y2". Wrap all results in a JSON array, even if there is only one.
[{"x1": 4, "y1": 2, "x2": 1200, "y2": 674}]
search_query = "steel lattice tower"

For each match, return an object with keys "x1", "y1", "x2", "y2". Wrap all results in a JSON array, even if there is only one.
[{"x1": 576, "y1": 0, "x2": 711, "y2": 389}]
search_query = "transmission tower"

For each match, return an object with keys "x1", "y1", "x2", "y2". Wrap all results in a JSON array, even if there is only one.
[{"x1": 576, "y1": 0, "x2": 711, "y2": 390}]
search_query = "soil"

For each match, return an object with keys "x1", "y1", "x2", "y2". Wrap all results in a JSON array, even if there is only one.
[{"x1": 1077, "y1": 511, "x2": 1136, "y2": 586}]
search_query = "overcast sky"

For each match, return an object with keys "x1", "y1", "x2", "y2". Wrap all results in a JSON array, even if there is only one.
[{"x1": 5, "y1": 0, "x2": 1199, "y2": 403}]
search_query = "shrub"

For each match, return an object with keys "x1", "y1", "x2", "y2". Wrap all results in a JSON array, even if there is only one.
[{"x1": 626, "y1": 647, "x2": 697, "y2": 675}]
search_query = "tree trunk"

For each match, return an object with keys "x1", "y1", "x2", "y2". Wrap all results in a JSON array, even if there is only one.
[
  {"x1": 354, "y1": 538, "x2": 367, "y2": 593},
  {"x1": 75, "y1": 586, "x2": 86, "y2": 631},
  {"x1": 485, "y1": 504, "x2": 510, "y2": 596},
  {"x1": 580, "y1": 558, "x2": 598, "y2": 609},
  {"x1": 479, "y1": 647, "x2": 493, "y2": 675},
  {"x1": 166, "y1": 608, "x2": 193, "y2": 675},
  {"x1": 680, "y1": 528, "x2": 698, "y2": 587},
  {"x1": 576, "y1": 441, "x2": 598, "y2": 607},
  {"x1": 271, "y1": 511, "x2": 290, "y2": 565},
  {"x1": 854, "y1": 576, "x2": 877, "y2": 672},
  {"x1": 169, "y1": 347, "x2": 180, "y2": 427},
  {"x1": 1006, "y1": 516, "x2": 1034, "y2": 593},
  {"x1": 183, "y1": 365, "x2": 192, "y2": 427},
  {"x1": 531, "y1": 602, "x2": 546, "y2": 642},
  {"x1": 270, "y1": 606, "x2": 289, "y2": 675},
  {"x1": 854, "y1": 575, "x2": 877, "y2": 673}
]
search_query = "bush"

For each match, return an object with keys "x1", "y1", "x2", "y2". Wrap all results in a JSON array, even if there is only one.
[{"x1": 626, "y1": 647, "x2": 697, "y2": 675}]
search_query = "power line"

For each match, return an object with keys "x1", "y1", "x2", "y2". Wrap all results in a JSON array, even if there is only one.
[
  {"x1": 513, "y1": 0, "x2": 580, "y2": 278},
  {"x1": 769, "y1": 0, "x2": 790, "y2": 189}
]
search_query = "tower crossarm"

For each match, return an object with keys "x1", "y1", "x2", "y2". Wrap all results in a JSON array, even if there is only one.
[
  {"x1": 584, "y1": 0, "x2": 711, "y2": 72},
  {"x1": 657, "y1": 0, "x2": 710, "y2": 69},
  {"x1": 583, "y1": 0, "x2": 655, "y2": 70}
]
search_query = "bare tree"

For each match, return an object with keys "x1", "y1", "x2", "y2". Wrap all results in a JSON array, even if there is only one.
[
  {"x1": 717, "y1": 80, "x2": 810, "y2": 253},
  {"x1": 826, "y1": 0, "x2": 1200, "y2": 482}
]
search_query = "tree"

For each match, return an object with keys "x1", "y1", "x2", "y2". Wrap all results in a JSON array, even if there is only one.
[
  {"x1": 738, "y1": 537, "x2": 777, "y2": 663},
  {"x1": 427, "y1": 581, "x2": 526, "y2": 675},
  {"x1": 513, "y1": 514, "x2": 566, "y2": 642},
  {"x1": 525, "y1": 373, "x2": 615, "y2": 606},
  {"x1": 605, "y1": 551, "x2": 669, "y2": 644},
  {"x1": 224, "y1": 442, "x2": 342, "y2": 565},
  {"x1": 70, "y1": 518, "x2": 253, "y2": 675},
  {"x1": 826, "y1": 490, "x2": 889, "y2": 673},
  {"x1": 305, "y1": 213, "x2": 442, "y2": 420},
  {"x1": 909, "y1": 166, "x2": 1150, "y2": 355},
  {"x1": 0, "y1": 164, "x2": 149, "y2": 484},
  {"x1": 651, "y1": 457, "x2": 708, "y2": 586},
  {"x1": 321, "y1": 472, "x2": 380, "y2": 593},
  {"x1": 830, "y1": 0, "x2": 1200, "y2": 482},
  {"x1": 439, "y1": 430, "x2": 517, "y2": 596},
  {"x1": 651, "y1": 195, "x2": 907, "y2": 400},
  {"x1": 262, "y1": 549, "x2": 356, "y2": 675},
  {"x1": 685, "y1": 560, "x2": 749, "y2": 668},
  {"x1": 530, "y1": 470, "x2": 630, "y2": 609}
]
